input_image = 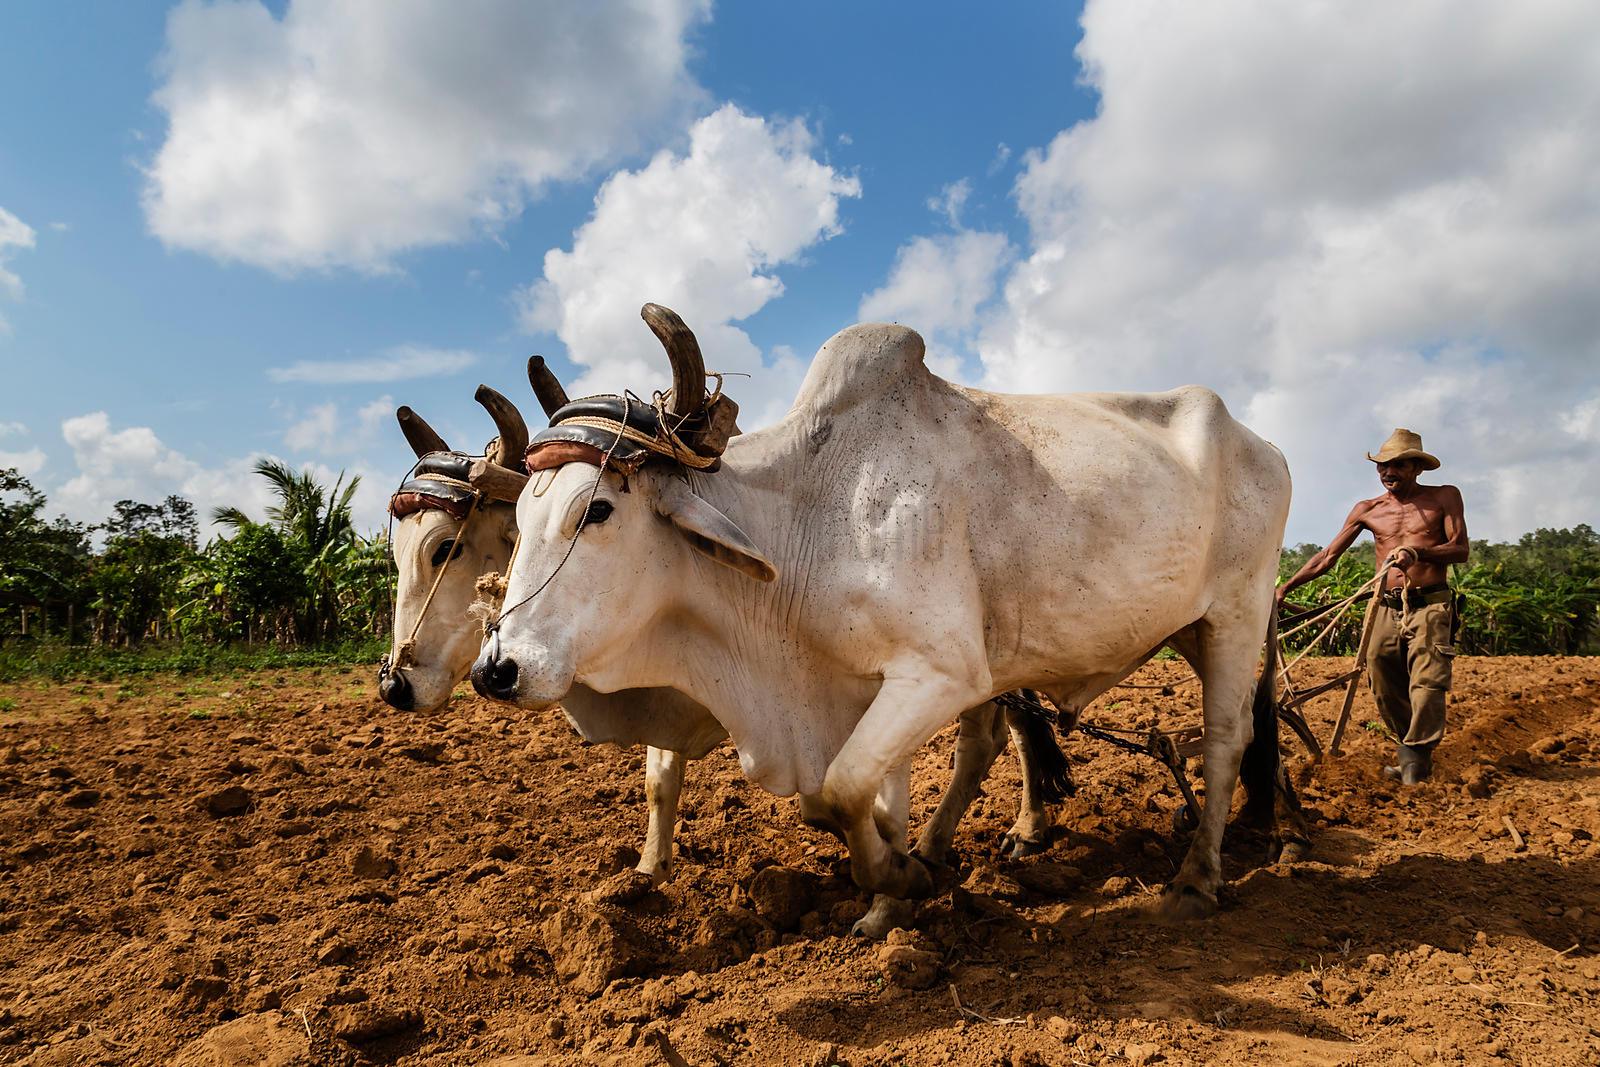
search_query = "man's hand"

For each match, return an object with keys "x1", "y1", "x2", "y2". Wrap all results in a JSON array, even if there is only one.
[
  {"x1": 1389, "y1": 546, "x2": 1419, "y2": 571},
  {"x1": 1274, "y1": 584, "x2": 1290, "y2": 609}
]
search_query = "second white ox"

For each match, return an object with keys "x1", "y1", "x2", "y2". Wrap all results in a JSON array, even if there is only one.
[{"x1": 475, "y1": 305, "x2": 1291, "y2": 917}]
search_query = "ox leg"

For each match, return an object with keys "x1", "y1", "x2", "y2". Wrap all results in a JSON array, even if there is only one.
[
  {"x1": 1160, "y1": 624, "x2": 1257, "y2": 921},
  {"x1": 1002, "y1": 699, "x2": 1073, "y2": 858},
  {"x1": 913, "y1": 702, "x2": 1008, "y2": 867},
  {"x1": 636, "y1": 747, "x2": 684, "y2": 886},
  {"x1": 799, "y1": 793, "x2": 846, "y2": 842},
  {"x1": 822, "y1": 674, "x2": 977, "y2": 901},
  {"x1": 855, "y1": 761, "x2": 919, "y2": 938}
]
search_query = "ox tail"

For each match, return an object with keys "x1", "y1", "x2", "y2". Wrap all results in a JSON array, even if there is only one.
[
  {"x1": 1238, "y1": 609, "x2": 1280, "y2": 821},
  {"x1": 1013, "y1": 690, "x2": 1075, "y2": 804}
]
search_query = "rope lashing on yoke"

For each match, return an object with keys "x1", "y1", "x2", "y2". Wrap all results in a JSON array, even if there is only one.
[{"x1": 522, "y1": 378, "x2": 734, "y2": 477}]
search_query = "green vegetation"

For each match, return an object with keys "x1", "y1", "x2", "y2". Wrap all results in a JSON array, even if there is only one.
[
  {"x1": 1280, "y1": 525, "x2": 1600, "y2": 656},
  {"x1": 5, "y1": 458, "x2": 1595, "y2": 680},
  {"x1": 1, "y1": 462, "x2": 393, "y2": 680},
  {"x1": 0, "y1": 635, "x2": 386, "y2": 683}
]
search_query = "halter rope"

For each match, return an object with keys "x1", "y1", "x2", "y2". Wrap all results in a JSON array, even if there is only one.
[{"x1": 487, "y1": 393, "x2": 634, "y2": 635}]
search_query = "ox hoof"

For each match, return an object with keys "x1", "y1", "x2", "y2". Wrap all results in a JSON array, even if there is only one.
[
  {"x1": 851, "y1": 895, "x2": 916, "y2": 940},
  {"x1": 639, "y1": 861, "x2": 674, "y2": 888},
  {"x1": 581, "y1": 869, "x2": 655, "y2": 906},
  {"x1": 910, "y1": 844, "x2": 951, "y2": 870},
  {"x1": 1276, "y1": 838, "x2": 1311, "y2": 865},
  {"x1": 883, "y1": 850, "x2": 933, "y2": 899},
  {"x1": 1002, "y1": 831, "x2": 1049, "y2": 859},
  {"x1": 1156, "y1": 883, "x2": 1218, "y2": 922}
]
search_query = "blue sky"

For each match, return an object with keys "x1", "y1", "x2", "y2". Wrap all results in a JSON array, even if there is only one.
[{"x1": 2, "y1": 1, "x2": 1597, "y2": 544}]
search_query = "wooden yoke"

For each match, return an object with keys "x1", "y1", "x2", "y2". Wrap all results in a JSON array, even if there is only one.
[{"x1": 468, "y1": 457, "x2": 528, "y2": 504}]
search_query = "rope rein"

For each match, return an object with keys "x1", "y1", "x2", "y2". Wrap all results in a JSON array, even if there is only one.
[
  {"x1": 1107, "y1": 549, "x2": 1416, "y2": 694},
  {"x1": 379, "y1": 457, "x2": 424, "y2": 679},
  {"x1": 1275, "y1": 572, "x2": 1384, "y2": 681},
  {"x1": 392, "y1": 504, "x2": 477, "y2": 670},
  {"x1": 487, "y1": 393, "x2": 633, "y2": 635}
]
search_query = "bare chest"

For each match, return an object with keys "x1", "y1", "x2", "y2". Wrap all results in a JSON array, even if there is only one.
[{"x1": 1367, "y1": 494, "x2": 1448, "y2": 548}]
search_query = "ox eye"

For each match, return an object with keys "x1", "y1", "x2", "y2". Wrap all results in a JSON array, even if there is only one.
[
  {"x1": 430, "y1": 539, "x2": 464, "y2": 567},
  {"x1": 583, "y1": 500, "x2": 614, "y2": 526}
]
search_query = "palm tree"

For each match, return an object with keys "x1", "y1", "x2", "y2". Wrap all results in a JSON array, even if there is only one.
[{"x1": 211, "y1": 460, "x2": 365, "y2": 642}]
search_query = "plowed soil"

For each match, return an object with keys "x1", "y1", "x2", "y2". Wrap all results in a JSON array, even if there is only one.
[{"x1": 2, "y1": 656, "x2": 1598, "y2": 1066}]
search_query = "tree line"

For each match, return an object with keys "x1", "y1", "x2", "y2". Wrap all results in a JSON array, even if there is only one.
[
  {"x1": 2, "y1": 461, "x2": 1596, "y2": 658},
  {"x1": 0, "y1": 462, "x2": 392, "y2": 650}
]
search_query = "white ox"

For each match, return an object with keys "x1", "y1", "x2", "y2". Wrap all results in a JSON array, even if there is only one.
[
  {"x1": 474, "y1": 306, "x2": 1292, "y2": 918},
  {"x1": 382, "y1": 377, "x2": 1071, "y2": 910},
  {"x1": 377, "y1": 384, "x2": 717, "y2": 888}
]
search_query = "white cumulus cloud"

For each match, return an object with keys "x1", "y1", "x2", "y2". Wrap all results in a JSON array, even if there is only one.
[
  {"x1": 144, "y1": 0, "x2": 710, "y2": 273},
  {"x1": 0, "y1": 206, "x2": 36, "y2": 334},
  {"x1": 51, "y1": 412, "x2": 390, "y2": 536},
  {"x1": 268, "y1": 345, "x2": 476, "y2": 385},
  {"x1": 519, "y1": 104, "x2": 861, "y2": 427},
  {"x1": 859, "y1": 229, "x2": 1012, "y2": 381},
  {"x1": 283, "y1": 394, "x2": 396, "y2": 454},
  {"x1": 971, "y1": 0, "x2": 1600, "y2": 542},
  {"x1": 0, "y1": 448, "x2": 46, "y2": 478}
]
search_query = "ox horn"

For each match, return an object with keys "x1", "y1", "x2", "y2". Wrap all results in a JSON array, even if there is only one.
[
  {"x1": 641, "y1": 303, "x2": 706, "y2": 419},
  {"x1": 474, "y1": 384, "x2": 529, "y2": 470},
  {"x1": 527, "y1": 355, "x2": 570, "y2": 419},
  {"x1": 396, "y1": 406, "x2": 449, "y2": 457}
]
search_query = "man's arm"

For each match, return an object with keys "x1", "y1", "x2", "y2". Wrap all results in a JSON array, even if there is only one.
[
  {"x1": 1276, "y1": 502, "x2": 1370, "y2": 606},
  {"x1": 1400, "y1": 485, "x2": 1469, "y2": 568}
]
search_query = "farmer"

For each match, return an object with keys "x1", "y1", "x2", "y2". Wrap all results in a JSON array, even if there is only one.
[{"x1": 1276, "y1": 429, "x2": 1469, "y2": 785}]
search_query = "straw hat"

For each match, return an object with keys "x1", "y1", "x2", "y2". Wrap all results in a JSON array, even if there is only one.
[{"x1": 1366, "y1": 428, "x2": 1439, "y2": 470}]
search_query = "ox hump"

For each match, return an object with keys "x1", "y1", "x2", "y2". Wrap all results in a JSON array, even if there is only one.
[{"x1": 790, "y1": 322, "x2": 930, "y2": 417}]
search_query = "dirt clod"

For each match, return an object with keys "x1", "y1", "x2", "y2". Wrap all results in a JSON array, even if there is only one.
[
  {"x1": 1125, "y1": 1041, "x2": 1163, "y2": 1065},
  {"x1": 748, "y1": 866, "x2": 815, "y2": 931},
  {"x1": 541, "y1": 906, "x2": 643, "y2": 996},
  {"x1": 170, "y1": 1012, "x2": 313, "y2": 1066},
  {"x1": 330, "y1": 1002, "x2": 422, "y2": 1043},
  {"x1": 878, "y1": 943, "x2": 941, "y2": 989},
  {"x1": 202, "y1": 786, "x2": 253, "y2": 817},
  {"x1": 350, "y1": 844, "x2": 396, "y2": 879}
]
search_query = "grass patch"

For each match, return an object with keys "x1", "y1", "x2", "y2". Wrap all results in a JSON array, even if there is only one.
[{"x1": 0, "y1": 637, "x2": 387, "y2": 683}]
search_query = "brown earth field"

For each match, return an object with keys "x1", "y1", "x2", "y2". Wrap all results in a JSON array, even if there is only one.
[{"x1": 2, "y1": 656, "x2": 1599, "y2": 1066}]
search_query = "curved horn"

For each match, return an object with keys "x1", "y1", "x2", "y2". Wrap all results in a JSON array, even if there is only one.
[
  {"x1": 641, "y1": 303, "x2": 706, "y2": 419},
  {"x1": 396, "y1": 406, "x2": 449, "y2": 457},
  {"x1": 527, "y1": 355, "x2": 570, "y2": 419},
  {"x1": 474, "y1": 384, "x2": 529, "y2": 470}
]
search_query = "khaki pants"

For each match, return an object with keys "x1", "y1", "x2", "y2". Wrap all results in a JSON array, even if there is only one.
[{"x1": 1366, "y1": 599, "x2": 1454, "y2": 751}]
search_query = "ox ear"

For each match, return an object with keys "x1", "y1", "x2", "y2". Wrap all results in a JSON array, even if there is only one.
[{"x1": 654, "y1": 479, "x2": 778, "y2": 583}]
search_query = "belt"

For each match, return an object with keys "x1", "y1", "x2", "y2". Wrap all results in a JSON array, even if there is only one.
[{"x1": 1380, "y1": 582, "x2": 1452, "y2": 608}]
